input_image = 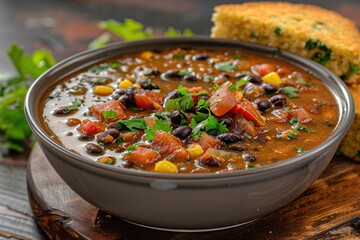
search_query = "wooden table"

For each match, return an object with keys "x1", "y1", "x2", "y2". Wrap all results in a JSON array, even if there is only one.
[{"x1": 0, "y1": 0, "x2": 359, "y2": 239}]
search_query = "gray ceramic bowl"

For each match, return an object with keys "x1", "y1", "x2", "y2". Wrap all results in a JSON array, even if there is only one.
[{"x1": 25, "y1": 37, "x2": 354, "y2": 231}]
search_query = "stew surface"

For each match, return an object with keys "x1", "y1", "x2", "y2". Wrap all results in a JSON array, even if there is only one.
[{"x1": 40, "y1": 47, "x2": 339, "y2": 173}]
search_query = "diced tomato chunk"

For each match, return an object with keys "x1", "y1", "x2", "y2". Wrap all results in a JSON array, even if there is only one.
[
  {"x1": 187, "y1": 86, "x2": 203, "y2": 94},
  {"x1": 198, "y1": 133, "x2": 221, "y2": 151},
  {"x1": 209, "y1": 81, "x2": 236, "y2": 116},
  {"x1": 152, "y1": 131, "x2": 189, "y2": 161},
  {"x1": 78, "y1": 119, "x2": 106, "y2": 135},
  {"x1": 124, "y1": 147, "x2": 161, "y2": 165},
  {"x1": 251, "y1": 63, "x2": 276, "y2": 77},
  {"x1": 230, "y1": 98, "x2": 265, "y2": 126},
  {"x1": 90, "y1": 100, "x2": 126, "y2": 122},
  {"x1": 135, "y1": 89, "x2": 165, "y2": 109}
]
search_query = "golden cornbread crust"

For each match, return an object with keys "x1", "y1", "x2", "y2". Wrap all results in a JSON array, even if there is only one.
[
  {"x1": 340, "y1": 85, "x2": 360, "y2": 161},
  {"x1": 211, "y1": 2, "x2": 360, "y2": 85},
  {"x1": 211, "y1": 2, "x2": 360, "y2": 161}
]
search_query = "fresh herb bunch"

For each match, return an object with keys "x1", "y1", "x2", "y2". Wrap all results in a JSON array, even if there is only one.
[
  {"x1": 0, "y1": 18, "x2": 193, "y2": 157},
  {"x1": 0, "y1": 45, "x2": 55, "y2": 156}
]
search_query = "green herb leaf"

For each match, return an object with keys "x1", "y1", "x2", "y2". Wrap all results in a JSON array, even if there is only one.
[
  {"x1": 287, "y1": 133, "x2": 297, "y2": 139},
  {"x1": 214, "y1": 61, "x2": 237, "y2": 72},
  {"x1": 65, "y1": 98, "x2": 82, "y2": 111},
  {"x1": 173, "y1": 55, "x2": 185, "y2": 60},
  {"x1": 228, "y1": 84, "x2": 237, "y2": 93},
  {"x1": 274, "y1": 27, "x2": 283, "y2": 36},
  {"x1": 289, "y1": 117, "x2": 298, "y2": 125},
  {"x1": 341, "y1": 63, "x2": 360, "y2": 81},
  {"x1": 89, "y1": 33, "x2": 111, "y2": 49},
  {"x1": 116, "y1": 118, "x2": 147, "y2": 133},
  {"x1": 165, "y1": 85, "x2": 194, "y2": 112},
  {"x1": 127, "y1": 145, "x2": 137, "y2": 151},
  {"x1": 177, "y1": 70, "x2": 191, "y2": 76},
  {"x1": 203, "y1": 74, "x2": 214, "y2": 81},
  {"x1": 164, "y1": 27, "x2": 193, "y2": 37},
  {"x1": 99, "y1": 19, "x2": 153, "y2": 41},
  {"x1": 102, "y1": 110, "x2": 117, "y2": 119},
  {"x1": 282, "y1": 86, "x2": 298, "y2": 98},
  {"x1": 283, "y1": 107, "x2": 290, "y2": 113},
  {"x1": 295, "y1": 147, "x2": 305, "y2": 154},
  {"x1": 305, "y1": 39, "x2": 331, "y2": 65},
  {"x1": 232, "y1": 54, "x2": 247, "y2": 59},
  {"x1": 235, "y1": 75, "x2": 251, "y2": 88},
  {"x1": 145, "y1": 118, "x2": 173, "y2": 141}
]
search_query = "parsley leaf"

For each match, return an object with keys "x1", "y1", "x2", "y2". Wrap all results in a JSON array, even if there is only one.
[
  {"x1": 296, "y1": 147, "x2": 306, "y2": 154},
  {"x1": 282, "y1": 86, "x2": 298, "y2": 98},
  {"x1": 214, "y1": 61, "x2": 237, "y2": 72},
  {"x1": 65, "y1": 98, "x2": 82, "y2": 111},
  {"x1": 228, "y1": 84, "x2": 237, "y2": 93},
  {"x1": 116, "y1": 118, "x2": 147, "y2": 133},
  {"x1": 145, "y1": 118, "x2": 173, "y2": 141},
  {"x1": 165, "y1": 85, "x2": 194, "y2": 112},
  {"x1": 235, "y1": 75, "x2": 251, "y2": 88},
  {"x1": 102, "y1": 110, "x2": 117, "y2": 119},
  {"x1": 232, "y1": 54, "x2": 247, "y2": 59}
]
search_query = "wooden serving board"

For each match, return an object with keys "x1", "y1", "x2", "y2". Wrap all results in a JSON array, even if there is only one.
[{"x1": 27, "y1": 145, "x2": 360, "y2": 239}]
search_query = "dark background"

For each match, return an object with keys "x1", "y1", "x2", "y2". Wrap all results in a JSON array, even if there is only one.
[{"x1": 0, "y1": 0, "x2": 359, "y2": 70}]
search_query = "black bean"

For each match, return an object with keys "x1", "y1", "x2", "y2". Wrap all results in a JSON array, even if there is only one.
[
  {"x1": 196, "y1": 94, "x2": 210, "y2": 102},
  {"x1": 269, "y1": 94, "x2": 287, "y2": 107},
  {"x1": 199, "y1": 157, "x2": 222, "y2": 168},
  {"x1": 254, "y1": 99, "x2": 270, "y2": 112},
  {"x1": 108, "y1": 123, "x2": 123, "y2": 131},
  {"x1": 161, "y1": 70, "x2": 181, "y2": 80},
  {"x1": 192, "y1": 54, "x2": 209, "y2": 61},
  {"x1": 249, "y1": 75, "x2": 263, "y2": 85},
  {"x1": 114, "y1": 88, "x2": 127, "y2": 96},
  {"x1": 85, "y1": 143, "x2": 104, "y2": 155},
  {"x1": 172, "y1": 126, "x2": 192, "y2": 140},
  {"x1": 122, "y1": 160, "x2": 134, "y2": 168},
  {"x1": 256, "y1": 136, "x2": 267, "y2": 143},
  {"x1": 97, "y1": 130, "x2": 118, "y2": 144},
  {"x1": 170, "y1": 110, "x2": 187, "y2": 125},
  {"x1": 242, "y1": 153, "x2": 257, "y2": 162},
  {"x1": 216, "y1": 133, "x2": 242, "y2": 144},
  {"x1": 140, "y1": 79, "x2": 159, "y2": 90},
  {"x1": 183, "y1": 75, "x2": 198, "y2": 82},
  {"x1": 111, "y1": 93, "x2": 120, "y2": 100},
  {"x1": 163, "y1": 90, "x2": 180, "y2": 106},
  {"x1": 78, "y1": 134, "x2": 95, "y2": 141},
  {"x1": 216, "y1": 117, "x2": 232, "y2": 127},
  {"x1": 115, "y1": 146, "x2": 126, "y2": 153},
  {"x1": 106, "y1": 129, "x2": 120, "y2": 139},
  {"x1": 262, "y1": 84, "x2": 279, "y2": 94},
  {"x1": 52, "y1": 107, "x2": 70, "y2": 115},
  {"x1": 228, "y1": 143, "x2": 247, "y2": 151}
]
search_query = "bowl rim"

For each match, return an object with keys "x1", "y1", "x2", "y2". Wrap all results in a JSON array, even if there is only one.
[{"x1": 25, "y1": 36, "x2": 355, "y2": 180}]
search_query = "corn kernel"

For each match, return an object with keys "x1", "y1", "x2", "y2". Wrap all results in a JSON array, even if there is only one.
[
  {"x1": 139, "y1": 51, "x2": 154, "y2": 59},
  {"x1": 97, "y1": 156, "x2": 116, "y2": 165},
  {"x1": 262, "y1": 72, "x2": 282, "y2": 86},
  {"x1": 187, "y1": 144, "x2": 204, "y2": 158},
  {"x1": 133, "y1": 83, "x2": 141, "y2": 88},
  {"x1": 266, "y1": 136, "x2": 272, "y2": 140},
  {"x1": 93, "y1": 85, "x2": 114, "y2": 96},
  {"x1": 154, "y1": 160, "x2": 178, "y2": 173},
  {"x1": 118, "y1": 80, "x2": 133, "y2": 88}
]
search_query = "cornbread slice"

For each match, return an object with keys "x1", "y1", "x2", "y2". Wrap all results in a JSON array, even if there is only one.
[
  {"x1": 211, "y1": 2, "x2": 360, "y2": 85},
  {"x1": 340, "y1": 85, "x2": 360, "y2": 161}
]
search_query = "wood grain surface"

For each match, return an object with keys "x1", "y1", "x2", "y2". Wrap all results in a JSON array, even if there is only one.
[{"x1": 27, "y1": 145, "x2": 360, "y2": 240}]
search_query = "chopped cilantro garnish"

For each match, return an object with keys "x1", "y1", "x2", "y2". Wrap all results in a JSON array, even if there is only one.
[
  {"x1": 165, "y1": 85, "x2": 194, "y2": 112},
  {"x1": 212, "y1": 84, "x2": 220, "y2": 91},
  {"x1": 296, "y1": 147, "x2": 305, "y2": 154},
  {"x1": 89, "y1": 77, "x2": 107, "y2": 84},
  {"x1": 305, "y1": 39, "x2": 331, "y2": 65},
  {"x1": 289, "y1": 117, "x2": 298, "y2": 125},
  {"x1": 274, "y1": 27, "x2": 283, "y2": 36},
  {"x1": 287, "y1": 134, "x2": 297, "y2": 139},
  {"x1": 293, "y1": 124, "x2": 316, "y2": 133},
  {"x1": 102, "y1": 110, "x2": 117, "y2": 119},
  {"x1": 115, "y1": 137, "x2": 125, "y2": 143},
  {"x1": 116, "y1": 118, "x2": 147, "y2": 133},
  {"x1": 244, "y1": 133, "x2": 253, "y2": 141},
  {"x1": 232, "y1": 54, "x2": 247, "y2": 59},
  {"x1": 228, "y1": 84, "x2": 237, "y2": 93},
  {"x1": 235, "y1": 75, "x2": 251, "y2": 88},
  {"x1": 203, "y1": 74, "x2": 214, "y2": 81},
  {"x1": 214, "y1": 61, "x2": 237, "y2": 72},
  {"x1": 247, "y1": 164, "x2": 256, "y2": 169},
  {"x1": 282, "y1": 86, "x2": 298, "y2": 98},
  {"x1": 283, "y1": 107, "x2": 290, "y2": 113},
  {"x1": 177, "y1": 70, "x2": 191, "y2": 76},
  {"x1": 144, "y1": 118, "x2": 173, "y2": 141},
  {"x1": 173, "y1": 55, "x2": 185, "y2": 60},
  {"x1": 299, "y1": 79, "x2": 314, "y2": 88},
  {"x1": 48, "y1": 91, "x2": 60, "y2": 99},
  {"x1": 65, "y1": 98, "x2": 82, "y2": 111},
  {"x1": 126, "y1": 145, "x2": 137, "y2": 151}
]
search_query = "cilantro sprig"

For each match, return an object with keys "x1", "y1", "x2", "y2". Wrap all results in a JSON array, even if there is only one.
[
  {"x1": 116, "y1": 118, "x2": 147, "y2": 133},
  {"x1": 165, "y1": 85, "x2": 194, "y2": 112},
  {"x1": 144, "y1": 118, "x2": 173, "y2": 141}
]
